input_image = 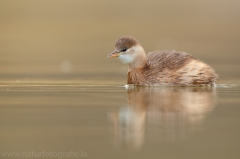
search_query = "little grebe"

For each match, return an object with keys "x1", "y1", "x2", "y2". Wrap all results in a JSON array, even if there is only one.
[{"x1": 108, "y1": 36, "x2": 218, "y2": 86}]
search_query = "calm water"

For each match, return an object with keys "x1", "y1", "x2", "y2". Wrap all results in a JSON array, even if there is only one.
[{"x1": 0, "y1": 79, "x2": 240, "y2": 159}]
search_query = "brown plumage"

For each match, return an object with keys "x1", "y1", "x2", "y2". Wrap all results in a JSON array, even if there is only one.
[{"x1": 108, "y1": 36, "x2": 218, "y2": 86}]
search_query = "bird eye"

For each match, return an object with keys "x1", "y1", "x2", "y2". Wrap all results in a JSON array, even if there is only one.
[{"x1": 121, "y1": 48, "x2": 127, "y2": 52}]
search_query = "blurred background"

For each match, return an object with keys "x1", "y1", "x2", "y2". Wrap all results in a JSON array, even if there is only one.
[
  {"x1": 1, "y1": 1, "x2": 240, "y2": 159},
  {"x1": 0, "y1": 0, "x2": 240, "y2": 82}
]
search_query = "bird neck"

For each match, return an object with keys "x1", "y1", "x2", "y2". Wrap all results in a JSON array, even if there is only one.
[{"x1": 128, "y1": 46, "x2": 147, "y2": 70}]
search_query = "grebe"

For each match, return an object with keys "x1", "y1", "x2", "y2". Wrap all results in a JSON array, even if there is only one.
[{"x1": 108, "y1": 36, "x2": 218, "y2": 86}]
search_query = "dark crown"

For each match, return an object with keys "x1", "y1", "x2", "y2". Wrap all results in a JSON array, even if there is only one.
[{"x1": 115, "y1": 36, "x2": 139, "y2": 50}]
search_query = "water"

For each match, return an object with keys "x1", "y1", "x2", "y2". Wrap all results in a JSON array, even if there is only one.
[{"x1": 0, "y1": 80, "x2": 240, "y2": 159}]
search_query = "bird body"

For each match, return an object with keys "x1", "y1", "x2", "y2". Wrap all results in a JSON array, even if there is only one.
[{"x1": 108, "y1": 36, "x2": 218, "y2": 86}]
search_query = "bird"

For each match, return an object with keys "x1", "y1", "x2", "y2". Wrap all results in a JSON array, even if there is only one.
[{"x1": 108, "y1": 36, "x2": 218, "y2": 86}]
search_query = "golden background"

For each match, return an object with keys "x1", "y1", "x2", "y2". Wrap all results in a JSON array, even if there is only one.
[{"x1": 0, "y1": 0, "x2": 240, "y2": 81}]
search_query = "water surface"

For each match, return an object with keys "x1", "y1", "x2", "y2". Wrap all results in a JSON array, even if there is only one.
[{"x1": 0, "y1": 80, "x2": 240, "y2": 159}]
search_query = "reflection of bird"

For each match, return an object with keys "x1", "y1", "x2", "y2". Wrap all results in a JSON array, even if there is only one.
[
  {"x1": 109, "y1": 87, "x2": 216, "y2": 149},
  {"x1": 108, "y1": 36, "x2": 218, "y2": 86},
  {"x1": 127, "y1": 87, "x2": 216, "y2": 124}
]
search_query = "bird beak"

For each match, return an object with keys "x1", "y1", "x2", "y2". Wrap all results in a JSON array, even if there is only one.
[{"x1": 108, "y1": 51, "x2": 121, "y2": 58}]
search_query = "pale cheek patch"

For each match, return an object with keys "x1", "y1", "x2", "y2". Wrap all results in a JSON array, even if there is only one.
[{"x1": 118, "y1": 54, "x2": 134, "y2": 64}]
